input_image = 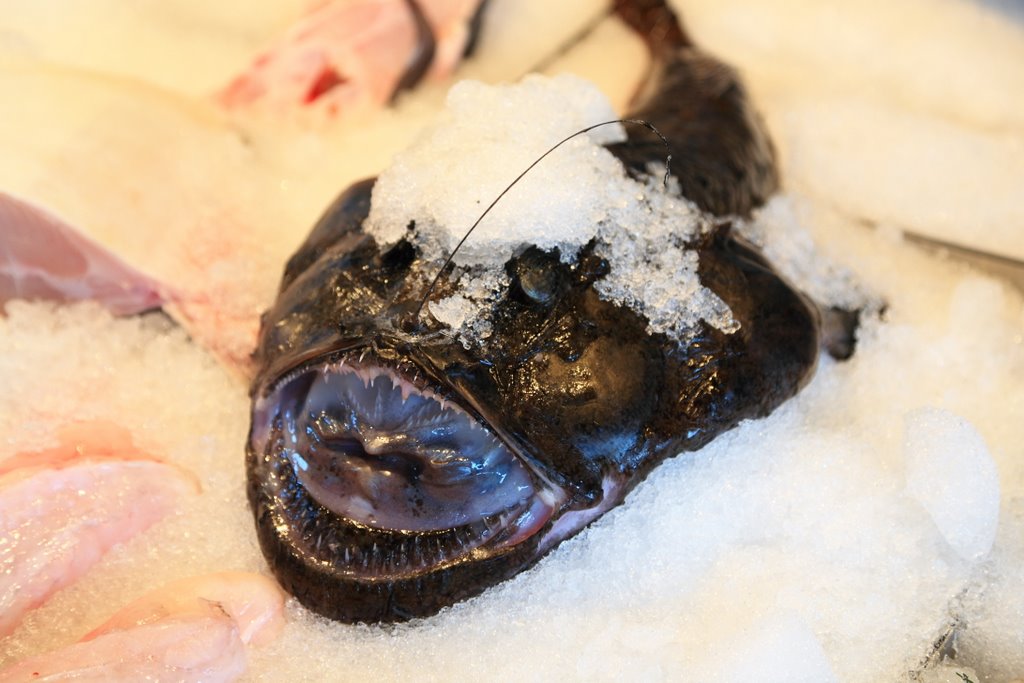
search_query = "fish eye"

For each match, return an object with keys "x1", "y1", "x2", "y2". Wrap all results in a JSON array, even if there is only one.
[
  {"x1": 511, "y1": 246, "x2": 564, "y2": 305},
  {"x1": 381, "y1": 238, "x2": 416, "y2": 273}
]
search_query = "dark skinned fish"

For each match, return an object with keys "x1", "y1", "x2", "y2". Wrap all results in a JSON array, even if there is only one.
[{"x1": 247, "y1": 0, "x2": 831, "y2": 623}]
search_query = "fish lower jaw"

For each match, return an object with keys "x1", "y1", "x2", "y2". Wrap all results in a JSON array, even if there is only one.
[
  {"x1": 538, "y1": 475, "x2": 625, "y2": 554},
  {"x1": 248, "y1": 430, "x2": 562, "y2": 622},
  {"x1": 322, "y1": 496, "x2": 558, "y2": 581}
]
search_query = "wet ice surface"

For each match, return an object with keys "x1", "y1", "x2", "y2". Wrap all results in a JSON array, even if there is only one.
[
  {"x1": 365, "y1": 74, "x2": 630, "y2": 258},
  {"x1": 1, "y1": 0, "x2": 1023, "y2": 680},
  {"x1": 368, "y1": 75, "x2": 736, "y2": 341},
  {"x1": 904, "y1": 407, "x2": 1001, "y2": 562}
]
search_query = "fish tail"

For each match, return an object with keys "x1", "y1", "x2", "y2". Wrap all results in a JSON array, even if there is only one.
[{"x1": 612, "y1": 0, "x2": 693, "y2": 56}]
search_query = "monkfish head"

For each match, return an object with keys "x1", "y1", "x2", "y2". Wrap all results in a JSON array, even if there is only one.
[{"x1": 247, "y1": 176, "x2": 820, "y2": 623}]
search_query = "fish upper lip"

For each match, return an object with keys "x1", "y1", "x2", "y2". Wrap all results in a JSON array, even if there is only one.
[
  {"x1": 249, "y1": 343, "x2": 567, "y2": 577},
  {"x1": 260, "y1": 337, "x2": 571, "y2": 496}
]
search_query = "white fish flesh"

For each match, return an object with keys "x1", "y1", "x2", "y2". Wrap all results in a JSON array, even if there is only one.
[
  {"x1": 0, "y1": 422, "x2": 198, "y2": 638},
  {"x1": 0, "y1": 572, "x2": 283, "y2": 682}
]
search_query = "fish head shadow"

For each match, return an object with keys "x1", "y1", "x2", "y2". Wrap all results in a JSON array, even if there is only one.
[{"x1": 247, "y1": 176, "x2": 820, "y2": 623}]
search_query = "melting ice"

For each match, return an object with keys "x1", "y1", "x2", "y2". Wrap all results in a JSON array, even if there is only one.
[{"x1": 366, "y1": 74, "x2": 738, "y2": 343}]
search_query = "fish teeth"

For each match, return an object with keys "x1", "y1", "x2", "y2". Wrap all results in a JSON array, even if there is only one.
[
  {"x1": 374, "y1": 384, "x2": 387, "y2": 421},
  {"x1": 479, "y1": 518, "x2": 495, "y2": 540},
  {"x1": 410, "y1": 536, "x2": 423, "y2": 569},
  {"x1": 392, "y1": 542, "x2": 407, "y2": 572}
]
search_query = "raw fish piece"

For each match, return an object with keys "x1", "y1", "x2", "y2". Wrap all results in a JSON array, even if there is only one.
[
  {"x1": 218, "y1": 0, "x2": 484, "y2": 115},
  {"x1": 0, "y1": 423, "x2": 198, "y2": 637},
  {"x1": 0, "y1": 421, "x2": 141, "y2": 477},
  {"x1": 0, "y1": 572, "x2": 285, "y2": 682},
  {"x1": 0, "y1": 615, "x2": 246, "y2": 683},
  {"x1": 83, "y1": 572, "x2": 286, "y2": 647},
  {"x1": 0, "y1": 192, "x2": 169, "y2": 315}
]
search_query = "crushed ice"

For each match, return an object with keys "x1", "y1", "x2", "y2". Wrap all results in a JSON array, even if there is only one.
[
  {"x1": 366, "y1": 74, "x2": 737, "y2": 344},
  {"x1": 904, "y1": 407, "x2": 1000, "y2": 561},
  {"x1": 735, "y1": 195, "x2": 873, "y2": 312},
  {"x1": 427, "y1": 268, "x2": 509, "y2": 345}
]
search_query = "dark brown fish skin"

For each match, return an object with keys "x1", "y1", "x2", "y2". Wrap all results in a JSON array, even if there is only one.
[
  {"x1": 392, "y1": 0, "x2": 491, "y2": 101},
  {"x1": 390, "y1": 0, "x2": 437, "y2": 103},
  {"x1": 608, "y1": 0, "x2": 778, "y2": 217},
  {"x1": 247, "y1": 1, "x2": 821, "y2": 623}
]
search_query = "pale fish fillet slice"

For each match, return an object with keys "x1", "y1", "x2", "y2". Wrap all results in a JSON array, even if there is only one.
[
  {"x1": 82, "y1": 572, "x2": 286, "y2": 647},
  {"x1": 0, "y1": 422, "x2": 199, "y2": 638},
  {"x1": 217, "y1": 0, "x2": 482, "y2": 115},
  {"x1": 0, "y1": 615, "x2": 246, "y2": 683},
  {"x1": 0, "y1": 191, "x2": 171, "y2": 316},
  {"x1": 0, "y1": 572, "x2": 285, "y2": 682}
]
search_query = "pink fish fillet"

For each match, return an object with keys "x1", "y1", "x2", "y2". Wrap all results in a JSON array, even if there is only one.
[
  {"x1": 83, "y1": 572, "x2": 286, "y2": 647},
  {"x1": 218, "y1": 0, "x2": 482, "y2": 114},
  {"x1": 0, "y1": 190, "x2": 258, "y2": 377},
  {"x1": 0, "y1": 572, "x2": 285, "y2": 683},
  {"x1": 0, "y1": 191, "x2": 171, "y2": 316},
  {"x1": 0, "y1": 422, "x2": 199, "y2": 638},
  {"x1": 0, "y1": 616, "x2": 246, "y2": 683}
]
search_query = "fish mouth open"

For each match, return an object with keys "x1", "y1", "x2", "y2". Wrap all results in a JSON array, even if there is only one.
[{"x1": 249, "y1": 351, "x2": 560, "y2": 580}]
